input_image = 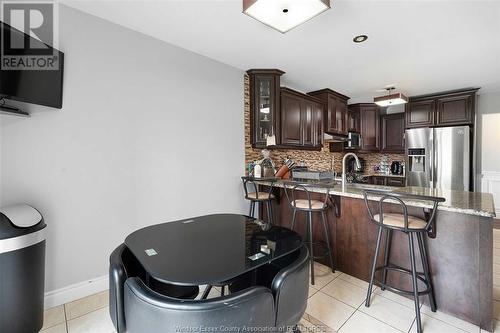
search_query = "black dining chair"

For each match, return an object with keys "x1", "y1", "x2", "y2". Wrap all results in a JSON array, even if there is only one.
[
  {"x1": 109, "y1": 244, "x2": 200, "y2": 333},
  {"x1": 269, "y1": 245, "x2": 310, "y2": 330},
  {"x1": 228, "y1": 245, "x2": 310, "y2": 332},
  {"x1": 123, "y1": 277, "x2": 275, "y2": 333}
]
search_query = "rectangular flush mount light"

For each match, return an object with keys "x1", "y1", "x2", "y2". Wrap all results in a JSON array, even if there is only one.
[
  {"x1": 243, "y1": 0, "x2": 331, "y2": 33},
  {"x1": 374, "y1": 93, "x2": 409, "y2": 107}
]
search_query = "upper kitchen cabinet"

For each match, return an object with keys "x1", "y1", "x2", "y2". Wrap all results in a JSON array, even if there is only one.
[
  {"x1": 381, "y1": 113, "x2": 405, "y2": 153},
  {"x1": 347, "y1": 107, "x2": 360, "y2": 132},
  {"x1": 280, "y1": 88, "x2": 323, "y2": 149},
  {"x1": 435, "y1": 90, "x2": 476, "y2": 126},
  {"x1": 350, "y1": 103, "x2": 380, "y2": 152},
  {"x1": 406, "y1": 98, "x2": 435, "y2": 128},
  {"x1": 247, "y1": 69, "x2": 285, "y2": 148},
  {"x1": 308, "y1": 89, "x2": 350, "y2": 136},
  {"x1": 405, "y1": 88, "x2": 479, "y2": 128}
]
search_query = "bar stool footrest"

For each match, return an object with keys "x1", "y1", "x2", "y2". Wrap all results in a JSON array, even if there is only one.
[
  {"x1": 374, "y1": 264, "x2": 432, "y2": 296},
  {"x1": 303, "y1": 240, "x2": 331, "y2": 260}
]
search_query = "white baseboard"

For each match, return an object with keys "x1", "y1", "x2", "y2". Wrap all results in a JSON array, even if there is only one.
[
  {"x1": 44, "y1": 275, "x2": 108, "y2": 309},
  {"x1": 481, "y1": 171, "x2": 500, "y2": 216}
]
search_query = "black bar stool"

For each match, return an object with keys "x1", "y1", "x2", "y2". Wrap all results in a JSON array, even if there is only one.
[
  {"x1": 241, "y1": 177, "x2": 275, "y2": 225},
  {"x1": 283, "y1": 182, "x2": 334, "y2": 285},
  {"x1": 363, "y1": 190, "x2": 445, "y2": 333}
]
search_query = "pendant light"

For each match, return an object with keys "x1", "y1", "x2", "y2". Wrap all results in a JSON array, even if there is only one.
[
  {"x1": 243, "y1": 0, "x2": 331, "y2": 33},
  {"x1": 374, "y1": 87, "x2": 408, "y2": 107}
]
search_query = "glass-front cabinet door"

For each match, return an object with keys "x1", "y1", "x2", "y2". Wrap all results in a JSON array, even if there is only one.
[{"x1": 247, "y1": 69, "x2": 284, "y2": 148}]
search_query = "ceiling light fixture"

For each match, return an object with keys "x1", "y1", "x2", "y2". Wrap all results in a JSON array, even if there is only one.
[
  {"x1": 374, "y1": 87, "x2": 408, "y2": 107},
  {"x1": 243, "y1": 0, "x2": 331, "y2": 33},
  {"x1": 353, "y1": 35, "x2": 368, "y2": 43}
]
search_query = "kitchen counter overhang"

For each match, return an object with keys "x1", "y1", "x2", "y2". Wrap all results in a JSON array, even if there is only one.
[{"x1": 253, "y1": 179, "x2": 496, "y2": 218}]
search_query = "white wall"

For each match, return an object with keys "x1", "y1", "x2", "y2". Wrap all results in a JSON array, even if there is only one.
[
  {"x1": 0, "y1": 5, "x2": 246, "y2": 302},
  {"x1": 477, "y1": 91, "x2": 500, "y2": 214}
]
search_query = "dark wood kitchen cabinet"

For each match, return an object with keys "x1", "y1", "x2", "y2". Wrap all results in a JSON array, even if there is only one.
[
  {"x1": 280, "y1": 90, "x2": 302, "y2": 146},
  {"x1": 280, "y1": 88, "x2": 323, "y2": 149},
  {"x1": 405, "y1": 88, "x2": 479, "y2": 128},
  {"x1": 406, "y1": 98, "x2": 435, "y2": 128},
  {"x1": 386, "y1": 177, "x2": 406, "y2": 187},
  {"x1": 308, "y1": 89, "x2": 350, "y2": 136},
  {"x1": 349, "y1": 103, "x2": 380, "y2": 152},
  {"x1": 371, "y1": 176, "x2": 386, "y2": 186},
  {"x1": 381, "y1": 113, "x2": 405, "y2": 153},
  {"x1": 347, "y1": 108, "x2": 361, "y2": 132},
  {"x1": 247, "y1": 69, "x2": 285, "y2": 148},
  {"x1": 436, "y1": 92, "x2": 474, "y2": 126},
  {"x1": 368, "y1": 176, "x2": 406, "y2": 187}
]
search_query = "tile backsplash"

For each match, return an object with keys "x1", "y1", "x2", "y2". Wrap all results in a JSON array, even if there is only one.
[{"x1": 243, "y1": 74, "x2": 404, "y2": 174}]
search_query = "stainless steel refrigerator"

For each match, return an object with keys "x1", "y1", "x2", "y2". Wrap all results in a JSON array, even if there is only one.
[{"x1": 405, "y1": 126, "x2": 472, "y2": 191}]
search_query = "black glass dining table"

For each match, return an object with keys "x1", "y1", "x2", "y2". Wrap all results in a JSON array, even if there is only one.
[{"x1": 124, "y1": 213, "x2": 303, "y2": 286}]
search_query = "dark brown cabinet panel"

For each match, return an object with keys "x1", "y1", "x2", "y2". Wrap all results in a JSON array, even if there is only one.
[
  {"x1": 314, "y1": 102, "x2": 324, "y2": 148},
  {"x1": 405, "y1": 88, "x2": 478, "y2": 128},
  {"x1": 371, "y1": 176, "x2": 386, "y2": 185},
  {"x1": 436, "y1": 93, "x2": 474, "y2": 126},
  {"x1": 347, "y1": 108, "x2": 360, "y2": 132},
  {"x1": 280, "y1": 88, "x2": 323, "y2": 149},
  {"x1": 351, "y1": 103, "x2": 379, "y2": 152},
  {"x1": 247, "y1": 69, "x2": 285, "y2": 148},
  {"x1": 280, "y1": 91, "x2": 302, "y2": 146},
  {"x1": 386, "y1": 177, "x2": 406, "y2": 187},
  {"x1": 308, "y1": 89, "x2": 350, "y2": 136},
  {"x1": 381, "y1": 113, "x2": 405, "y2": 153},
  {"x1": 368, "y1": 176, "x2": 406, "y2": 187},
  {"x1": 406, "y1": 99, "x2": 435, "y2": 128},
  {"x1": 301, "y1": 100, "x2": 315, "y2": 147}
]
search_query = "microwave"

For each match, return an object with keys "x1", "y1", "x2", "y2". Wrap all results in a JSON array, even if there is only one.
[{"x1": 345, "y1": 132, "x2": 361, "y2": 149}]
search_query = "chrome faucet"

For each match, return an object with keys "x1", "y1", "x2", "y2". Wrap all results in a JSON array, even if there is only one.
[{"x1": 342, "y1": 152, "x2": 361, "y2": 191}]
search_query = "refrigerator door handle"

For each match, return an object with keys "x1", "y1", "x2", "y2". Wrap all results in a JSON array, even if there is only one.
[{"x1": 429, "y1": 130, "x2": 434, "y2": 187}]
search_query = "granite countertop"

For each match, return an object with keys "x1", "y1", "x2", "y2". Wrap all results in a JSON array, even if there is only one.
[{"x1": 251, "y1": 178, "x2": 496, "y2": 218}]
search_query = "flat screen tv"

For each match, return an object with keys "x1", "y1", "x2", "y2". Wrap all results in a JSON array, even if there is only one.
[{"x1": 0, "y1": 21, "x2": 64, "y2": 109}]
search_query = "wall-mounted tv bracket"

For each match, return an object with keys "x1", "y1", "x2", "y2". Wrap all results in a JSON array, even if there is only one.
[{"x1": 0, "y1": 98, "x2": 29, "y2": 117}]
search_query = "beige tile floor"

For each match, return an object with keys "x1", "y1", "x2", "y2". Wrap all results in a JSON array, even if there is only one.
[{"x1": 41, "y1": 230, "x2": 500, "y2": 333}]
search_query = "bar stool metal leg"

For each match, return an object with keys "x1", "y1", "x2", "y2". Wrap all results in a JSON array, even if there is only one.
[
  {"x1": 366, "y1": 226, "x2": 383, "y2": 307},
  {"x1": 321, "y1": 211, "x2": 335, "y2": 273},
  {"x1": 409, "y1": 232, "x2": 422, "y2": 333},
  {"x1": 290, "y1": 209, "x2": 297, "y2": 231},
  {"x1": 307, "y1": 211, "x2": 315, "y2": 285},
  {"x1": 201, "y1": 285, "x2": 212, "y2": 299},
  {"x1": 418, "y1": 232, "x2": 437, "y2": 312},
  {"x1": 249, "y1": 201, "x2": 255, "y2": 218},
  {"x1": 266, "y1": 201, "x2": 274, "y2": 226},
  {"x1": 381, "y1": 229, "x2": 393, "y2": 290}
]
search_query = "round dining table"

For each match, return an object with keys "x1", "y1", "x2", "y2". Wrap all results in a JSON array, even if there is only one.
[{"x1": 124, "y1": 213, "x2": 303, "y2": 286}]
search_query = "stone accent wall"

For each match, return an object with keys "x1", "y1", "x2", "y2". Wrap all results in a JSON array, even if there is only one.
[{"x1": 243, "y1": 74, "x2": 404, "y2": 174}]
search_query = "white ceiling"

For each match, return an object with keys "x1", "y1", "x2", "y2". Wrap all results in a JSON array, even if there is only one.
[{"x1": 63, "y1": 0, "x2": 500, "y2": 103}]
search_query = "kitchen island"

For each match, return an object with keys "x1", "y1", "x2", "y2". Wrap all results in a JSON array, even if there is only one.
[{"x1": 254, "y1": 179, "x2": 495, "y2": 331}]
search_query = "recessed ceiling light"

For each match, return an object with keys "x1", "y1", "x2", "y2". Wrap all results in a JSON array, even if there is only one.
[
  {"x1": 243, "y1": 0, "x2": 331, "y2": 34},
  {"x1": 353, "y1": 35, "x2": 368, "y2": 43}
]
